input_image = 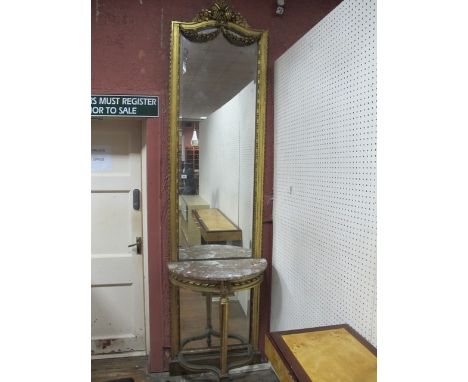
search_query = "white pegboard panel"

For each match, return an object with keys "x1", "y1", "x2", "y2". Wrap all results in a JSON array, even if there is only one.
[{"x1": 271, "y1": 0, "x2": 376, "y2": 346}]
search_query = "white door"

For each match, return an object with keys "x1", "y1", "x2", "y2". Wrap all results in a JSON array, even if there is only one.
[{"x1": 91, "y1": 119, "x2": 145, "y2": 356}]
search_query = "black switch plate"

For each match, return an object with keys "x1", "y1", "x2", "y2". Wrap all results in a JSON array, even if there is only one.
[{"x1": 133, "y1": 189, "x2": 140, "y2": 210}]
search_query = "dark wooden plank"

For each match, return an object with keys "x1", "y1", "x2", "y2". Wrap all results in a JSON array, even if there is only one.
[
  {"x1": 92, "y1": 355, "x2": 279, "y2": 381},
  {"x1": 91, "y1": 356, "x2": 151, "y2": 382}
]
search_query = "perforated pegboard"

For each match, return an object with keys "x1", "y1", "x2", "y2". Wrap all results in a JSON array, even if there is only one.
[{"x1": 271, "y1": 0, "x2": 376, "y2": 346}]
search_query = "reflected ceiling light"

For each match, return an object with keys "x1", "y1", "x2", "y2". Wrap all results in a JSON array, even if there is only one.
[
  {"x1": 191, "y1": 129, "x2": 199, "y2": 146},
  {"x1": 200, "y1": 116, "x2": 207, "y2": 120},
  {"x1": 182, "y1": 48, "x2": 188, "y2": 74}
]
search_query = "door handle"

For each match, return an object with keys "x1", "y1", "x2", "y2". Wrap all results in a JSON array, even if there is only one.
[{"x1": 128, "y1": 236, "x2": 142, "y2": 254}]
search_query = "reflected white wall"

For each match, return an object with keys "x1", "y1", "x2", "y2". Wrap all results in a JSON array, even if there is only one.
[
  {"x1": 199, "y1": 81, "x2": 256, "y2": 249},
  {"x1": 199, "y1": 81, "x2": 256, "y2": 316}
]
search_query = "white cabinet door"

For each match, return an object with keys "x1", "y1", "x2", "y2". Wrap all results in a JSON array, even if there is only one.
[{"x1": 91, "y1": 119, "x2": 145, "y2": 356}]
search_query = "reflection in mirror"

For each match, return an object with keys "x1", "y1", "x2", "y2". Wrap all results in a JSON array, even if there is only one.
[
  {"x1": 178, "y1": 33, "x2": 258, "y2": 254},
  {"x1": 177, "y1": 34, "x2": 258, "y2": 350}
]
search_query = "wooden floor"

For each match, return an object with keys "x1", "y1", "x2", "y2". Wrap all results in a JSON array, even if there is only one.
[
  {"x1": 92, "y1": 290, "x2": 269, "y2": 382},
  {"x1": 91, "y1": 356, "x2": 152, "y2": 382},
  {"x1": 91, "y1": 356, "x2": 279, "y2": 382},
  {"x1": 93, "y1": 237, "x2": 262, "y2": 381}
]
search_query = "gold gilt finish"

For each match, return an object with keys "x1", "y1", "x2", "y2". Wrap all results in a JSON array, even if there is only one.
[
  {"x1": 168, "y1": 1, "x2": 268, "y2": 359},
  {"x1": 170, "y1": 274, "x2": 264, "y2": 294},
  {"x1": 168, "y1": 264, "x2": 266, "y2": 378},
  {"x1": 193, "y1": 0, "x2": 249, "y2": 27},
  {"x1": 180, "y1": 22, "x2": 260, "y2": 46}
]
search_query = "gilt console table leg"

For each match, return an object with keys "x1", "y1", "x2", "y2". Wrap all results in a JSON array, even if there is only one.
[
  {"x1": 206, "y1": 293, "x2": 213, "y2": 347},
  {"x1": 168, "y1": 257, "x2": 267, "y2": 380},
  {"x1": 219, "y1": 295, "x2": 229, "y2": 377}
]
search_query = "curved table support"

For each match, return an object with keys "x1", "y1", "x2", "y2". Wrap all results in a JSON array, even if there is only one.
[
  {"x1": 168, "y1": 257, "x2": 267, "y2": 380},
  {"x1": 181, "y1": 293, "x2": 247, "y2": 348}
]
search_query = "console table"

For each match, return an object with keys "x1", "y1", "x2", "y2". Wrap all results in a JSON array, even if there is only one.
[
  {"x1": 168, "y1": 256, "x2": 267, "y2": 380},
  {"x1": 178, "y1": 245, "x2": 253, "y2": 349}
]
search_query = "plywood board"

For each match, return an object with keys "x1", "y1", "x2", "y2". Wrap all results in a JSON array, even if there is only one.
[{"x1": 267, "y1": 325, "x2": 376, "y2": 382}]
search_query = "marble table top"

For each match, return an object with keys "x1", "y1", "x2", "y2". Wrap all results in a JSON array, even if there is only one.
[
  {"x1": 168, "y1": 258, "x2": 267, "y2": 282},
  {"x1": 178, "y1": 244, "x2": 252, "y2": 261}
]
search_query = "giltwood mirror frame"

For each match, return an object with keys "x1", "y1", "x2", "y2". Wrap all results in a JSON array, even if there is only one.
[{"x1": 168, "y1": 1, "x2": 268, "y2": 357}]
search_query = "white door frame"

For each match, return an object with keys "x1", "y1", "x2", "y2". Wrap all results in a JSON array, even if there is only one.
[
  {"x1": 141, "y1": 121, "x2": 151, "y2": 357},
  {"x1": 91, "y1": 117, "x2": 150, "y2": 360}
]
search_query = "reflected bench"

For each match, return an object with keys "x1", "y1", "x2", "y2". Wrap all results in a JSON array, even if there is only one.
[{"x1": 193, "y1": 208, "x2": 242, "y2": 246}]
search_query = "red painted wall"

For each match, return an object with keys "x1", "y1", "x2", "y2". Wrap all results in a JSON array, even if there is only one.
[{"x1": 92, "y1": 0, "x2": 342, "y2": 372}]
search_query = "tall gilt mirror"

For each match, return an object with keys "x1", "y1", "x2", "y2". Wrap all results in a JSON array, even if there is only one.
[{"x1": 169, "y1": 0, "x2": 268, "y2": 369}]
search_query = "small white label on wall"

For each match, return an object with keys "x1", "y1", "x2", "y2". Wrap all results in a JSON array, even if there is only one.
[{"x1": 91, "y1": 145, "x2": 112, "y2": 172}]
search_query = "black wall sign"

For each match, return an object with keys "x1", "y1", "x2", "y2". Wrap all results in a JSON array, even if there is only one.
[{"x1": 91, "y1": 95, "x2": 159, "y2": 117}]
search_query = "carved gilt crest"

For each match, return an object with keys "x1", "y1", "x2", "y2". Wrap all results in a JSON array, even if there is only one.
[{"x1": 193, "y1": 0, "x2": 250, "y2": 27}]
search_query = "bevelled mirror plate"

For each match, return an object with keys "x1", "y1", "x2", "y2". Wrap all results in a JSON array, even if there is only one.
[{"x1": 168, "y1": 1, "x2": 268, "y2": 358}]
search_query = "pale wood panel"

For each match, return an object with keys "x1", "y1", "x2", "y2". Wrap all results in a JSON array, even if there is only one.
[
  {"x1": 282, "y1": 328, "x2": 377, "y2": 382},
  {"x1": 265, "y1": 336, "x2": 295, "y2": 382}
]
